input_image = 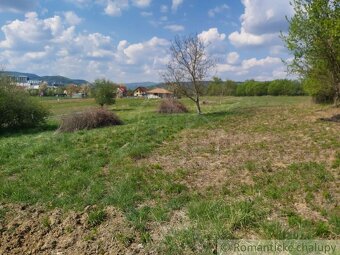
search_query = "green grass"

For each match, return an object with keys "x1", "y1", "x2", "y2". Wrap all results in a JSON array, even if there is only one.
[
  {"x1": 88, "y1": 209, "x2": 107, "y2": 227},
  {"x1": 0, "y1": 96, "x2": 339, "y2": 254}
]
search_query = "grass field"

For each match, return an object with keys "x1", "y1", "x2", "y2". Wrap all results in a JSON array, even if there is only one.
[{"x1": 0, "y1": 96, "x2": 339, "y2": 254}]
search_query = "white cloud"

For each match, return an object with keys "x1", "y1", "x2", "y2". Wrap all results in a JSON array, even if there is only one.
[
  {"x1": 164, "y1": 24, "x2": 184, "y2": 32},
  {"x1": 105, "y1": 0, "x2": 129, "y2": 16},
  {"x1": 242, "y1": 56, "x2": 281, "y2": 69},
  {"x1": 227, "y1": 52, "x2": 239, "y2": 64},
  {"x1": 240, "y1": 0, "x2": 293, "y2": 34},
  {"x1": 198, "y1": 28, "x2": 228, "y2": 60},
  {"x1": 132, "y1": 0, "x2": 152, "y2": 8},
  {"x1": 64, "y1": 11, "x2": 82, "y2": 26},
  {"x1": 198, "y1": 28, "x2": 226, "y2": 45},
  {"x1": 172, "y1": 0, "x2": 183, "y2": 11},
  {"x1": 117, "y1": 37, "x2": 169, "y2": 65},
  {"x1": 229, "y1": 0, "x2": 293, "y2": 47},
  {"x1": 229, "y1": 28, "x2": 278, "y2": 47},
  {"x1": 217, "y1": 56, "x2": 287, "y2": 80},
  {"x1": 0, "y1": 11, "x2": 291, "y2": 82},
  {"x1": 208, "y1": 4, "x2": 229, "y2": 18}
]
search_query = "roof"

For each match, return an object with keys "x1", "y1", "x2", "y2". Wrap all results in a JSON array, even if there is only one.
[
  {"x1": 134, "y1": 87, "x2": 148, "y2": 92},
  {"x1": 118, "y1": 85, "x2": 127, "y2": 92},
  {"x1": 147, "y1": 88, "x2": 173, "y2": 94}
]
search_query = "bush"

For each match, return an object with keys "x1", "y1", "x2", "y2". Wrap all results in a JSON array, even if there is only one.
[
  {"x1": 92, "y1": 79, "x2": 117, "y2": 107},
  {"x1": 58, "y1": 108, "x2": 123, "y2": 132},
  {"x1": 303, "y1": 77, "x2": 334, "y2": 103},
  {"x1": 158, "y1": 98, "x2": 188, "y2": 114},
  {"x1": 0, "y1": 76, "x2": 49, "y2": 129}
]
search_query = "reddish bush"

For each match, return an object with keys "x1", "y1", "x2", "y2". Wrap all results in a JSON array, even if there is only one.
[
  {"x1": 158, "y1": 98, "x2": 188, "y2": 114},
  {"x1": 58, "y1": 108, "x2": 123, "y2": 132}
]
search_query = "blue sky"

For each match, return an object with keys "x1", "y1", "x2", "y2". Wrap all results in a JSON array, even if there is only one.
[{"x1": 0, "y1": 0, "x2": 294, "y2": 83}]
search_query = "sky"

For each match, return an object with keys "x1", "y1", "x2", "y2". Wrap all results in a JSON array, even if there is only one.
[{"x1": 0, "y1": 0, "x2": 295, "y2": 83}]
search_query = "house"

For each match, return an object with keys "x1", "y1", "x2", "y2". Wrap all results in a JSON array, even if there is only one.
[
  {"x1": 133, "y1": 87, "x2": 148, "y2": 97},
  {"x1": 117, "y1": 85, "x2": 127, "y2": 98},
  {"x1": 147, "y1": 88, "x2": 173, "y2": 98}
]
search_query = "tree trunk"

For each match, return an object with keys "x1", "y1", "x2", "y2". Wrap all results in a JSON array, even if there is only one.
[
  {"x1": 195, "y1": 98, "x2": 202, "y2": 114},
  {"x1": 334, "y1": 91, "x2": 339, "y2": 107},
  {"x1": 334, "y1": 82, "x2": 340, "y2": 107}
]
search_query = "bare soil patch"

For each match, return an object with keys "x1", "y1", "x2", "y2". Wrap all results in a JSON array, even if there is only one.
[{"x1": 0, "y1": 204, "x2": 143, "y2": 255}]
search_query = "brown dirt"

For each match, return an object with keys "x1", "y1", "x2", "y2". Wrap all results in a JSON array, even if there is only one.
[{"x1": 0, "y1": 204, "x2": 144, "y2": 255}]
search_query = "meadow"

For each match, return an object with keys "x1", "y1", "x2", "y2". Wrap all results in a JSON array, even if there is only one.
[{"x1": 0, "y1": 96, "x2": 339, "y2": 254}]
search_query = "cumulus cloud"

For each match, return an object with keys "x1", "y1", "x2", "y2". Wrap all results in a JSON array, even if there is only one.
[
  {"x1": 217, "y1": 56, "x2": 287, "y2": 80},
  {"x1": 198, "y1": 28, "x2": 227, "y2": 58},
  {"x1": 0, "y1": 0, "x2": 37, "y2": 13},
  {"x1": 104, "y1": 0, "x2": 129, "y2": 16},
  {"x1": 229, "y1": 28, "x2": 278, "y2": 47},
  {"x1": 116, "y1": 37, "x2": 169, "y2": 65},
  {"x1": 172, "y1": 0, "x2": 183, "y2": 11},
  {"x1": 227, "y1": 52, "x2": 239, "y2": 64},
  {"x1": 64, "y1": 11, "x2": 83, "y2": 26},
  {"x1": 0, "y1": 12, "x2": 172, "y2": 82},
  {"x1": 0, "y1": 7, "x2": 290, "y2": 83},
  {"x1": 164, "y1": 24, "x2": 184, "y2": 32},
  {"x1": 240, "y1": 0, "x2": 293, "y2": 34},
  {"x1": 198, "y1": 28, "x2": 226, "y2": 45},
  {"x1": 229, "y1": 0, "x2": 293, "y2": 47}
]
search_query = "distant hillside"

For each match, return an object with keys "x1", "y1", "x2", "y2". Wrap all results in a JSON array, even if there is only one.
[
  {"x1": 124, "y1": 82, "x2": 158, "y2": 90},
  {"x1": 0, "y1": 71, "x2": 89, "y2": 85}
]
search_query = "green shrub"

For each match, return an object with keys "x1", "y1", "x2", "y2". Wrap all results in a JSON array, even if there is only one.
[
  {"x1": 0, "y1": 76, "x2": 49, "y2": 129},
  {"x1": 303, "y1": 77, "x2": 334, "y2": 103}
]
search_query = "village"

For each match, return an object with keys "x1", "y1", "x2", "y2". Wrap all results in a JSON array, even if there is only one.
[{"x1": 8, "y1": 74, "x2": 174, "y2": 99}]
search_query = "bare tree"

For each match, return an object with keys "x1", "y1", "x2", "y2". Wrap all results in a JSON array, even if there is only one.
[{"x1": 162, "y1": 35, "x2": 215, "y2": 114}]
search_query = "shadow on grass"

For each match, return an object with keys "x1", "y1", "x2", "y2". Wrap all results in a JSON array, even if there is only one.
[
  {"x1": 0, "y1": 124, "x2": 58, "y2": 138},
  {"x1": 112, "y1": 108, "x2": 134, "y2": 112}
]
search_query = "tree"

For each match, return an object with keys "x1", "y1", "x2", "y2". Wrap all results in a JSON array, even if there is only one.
[
  {"x1": 207, "y1": 77, "x2": 224, "y2": 96},
  {"x1": 93, "y1": 79, "x2": 117, "y2": 107},
  {"x1": 39, "y1": 82, "x2": 48, "y2": 96},
  {"x1": 282, "y1": 0, "x2": 340, "y2": 106},
  {"x1": 162, "y1": 35, "x2": 215, "y2": 114},
  {"x1": 80, "y1": 84, "x2": 91, "y2": 97},
  {"x1": 224, "y1": 80, "x2": 237, "y2": 96},
  {"x1": 66, "y1": 84, "x2": 79, "y2": 97}
]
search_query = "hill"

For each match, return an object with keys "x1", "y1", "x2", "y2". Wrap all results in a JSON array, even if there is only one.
[
  {"x1": 0, "y1": 71, "x2": 89, "y2": 85},
  {"x1": 124, "y1": 82, "x2": 158, "y2": 89}
]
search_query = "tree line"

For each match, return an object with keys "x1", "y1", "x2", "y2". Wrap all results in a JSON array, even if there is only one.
[{"x1": 205, "y1": 77, "x2": 305, "y2": 97}]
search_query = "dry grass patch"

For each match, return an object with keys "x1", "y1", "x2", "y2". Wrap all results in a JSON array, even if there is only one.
[
  {"x1": 58, "y1": 108, "x2": 123, "y2": 132},
  {"x1": 140, "y1": 103, "x2": 339, "y2": 238},
  {"x1": 158, "y1": 98, "x2": 188, "y2": 114}
]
